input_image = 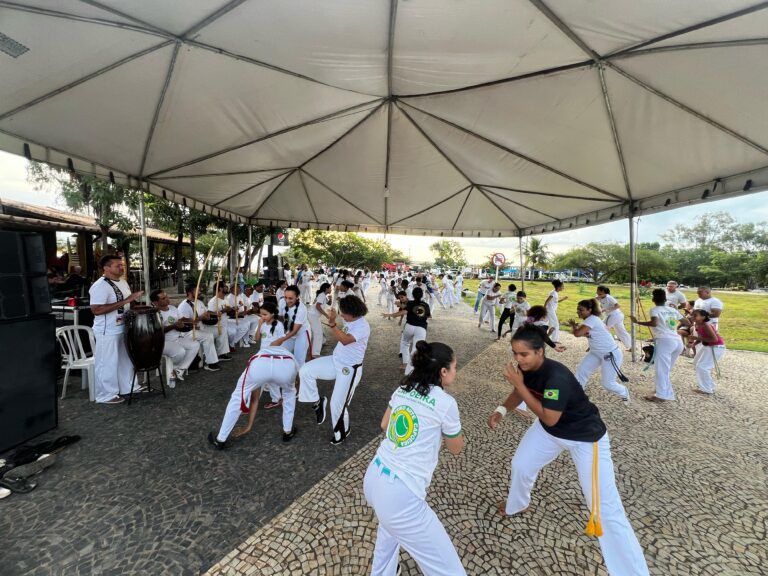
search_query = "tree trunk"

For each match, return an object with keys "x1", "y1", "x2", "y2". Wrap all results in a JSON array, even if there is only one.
[
  {"x1": 190, "y1": 227, "x2": 197, "y2": 273},
  {"x1": 175, "y1": 214, "x2": 184, "y2": 295}
]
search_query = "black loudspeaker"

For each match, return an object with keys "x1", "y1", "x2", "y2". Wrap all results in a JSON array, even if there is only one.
[
  {"x1": 0, "y1": 231, "x2": 51, "y2": 320},
  {"x1": 0, "y1": 315, "x2": 58, "y2": 453}
]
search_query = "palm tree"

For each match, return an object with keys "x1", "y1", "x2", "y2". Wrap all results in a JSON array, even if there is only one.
[{"x1": 524, "y1": 237, "x2": 550, "y2": 280}]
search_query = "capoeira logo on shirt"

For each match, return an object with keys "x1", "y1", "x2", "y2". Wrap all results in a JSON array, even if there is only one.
[
  {"x1": 388, "y1": 405, "x2": 419, "y2": 449},
  {"x1": 412, "y1": 303, "x2": 428, "y2": 318}
]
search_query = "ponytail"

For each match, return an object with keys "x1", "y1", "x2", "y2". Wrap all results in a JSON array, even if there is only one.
[
  {"x1": 577, "y1": 298, "x2": 602, "y2": 316},
  {"x1": 400, "y1": 341, "x2": 454, "y2": 397}
]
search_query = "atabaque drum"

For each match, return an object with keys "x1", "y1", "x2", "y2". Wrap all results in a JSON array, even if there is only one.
[{"x1": 124, "y1": 305, "x2": 164, "y2": 371}]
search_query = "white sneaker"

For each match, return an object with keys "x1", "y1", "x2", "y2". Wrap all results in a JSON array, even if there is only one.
[
  {"x1": 174, "y1": 368, "x2": 185, "y2": 381},
  {"x1": 168, "y1": 377, "x2": 176, "y2": 389},
  {"x1": 241, "y1": 341, "x2": 251, "y2": 348}
]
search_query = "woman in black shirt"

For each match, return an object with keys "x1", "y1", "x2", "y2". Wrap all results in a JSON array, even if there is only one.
[
  {"x1": 488, "y1": 325, "x2": 649, "y2": 576},
  {"x1": 383, "y1": 286, "x2": 431, "y2": 373}
]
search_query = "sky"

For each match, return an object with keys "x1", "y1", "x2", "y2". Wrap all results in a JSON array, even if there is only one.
[{"x1": 2, "y1": 150, "x2": 767, "y2": 264}]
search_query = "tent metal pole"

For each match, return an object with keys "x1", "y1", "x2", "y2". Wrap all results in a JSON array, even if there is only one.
[
  {"x1": 628, "y1": 212, "x2": 637, "y2": 362},
  {"x1": 519, "y1": 234, "x2": 525, "y2": 291},
  {"x1": 246, "y1": 225, "x2": 252, "y2": 281},
  {"x1": 138, "y1": 186, "x2": 152, "y2": 304}
]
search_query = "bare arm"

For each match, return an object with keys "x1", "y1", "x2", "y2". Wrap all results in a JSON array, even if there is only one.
[
  {"x1": 443, "y1": 434, "x2": 465, "y2": 455},
  {"x1": 91, "y1": 291, "x2": 142, "y2": 315}
]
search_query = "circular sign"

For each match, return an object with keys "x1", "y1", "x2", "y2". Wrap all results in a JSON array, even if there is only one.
[
  {"x1": 492, "y1": 253, "x2": 506, "y2": 267},
  {"x1": 277, "y1": 233, "x2": 285, "y2": 241}
]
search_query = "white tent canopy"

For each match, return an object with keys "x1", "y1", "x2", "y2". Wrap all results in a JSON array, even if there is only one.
[{"x1": 1, "y1": 0, "x2": 767, "y2": 237}]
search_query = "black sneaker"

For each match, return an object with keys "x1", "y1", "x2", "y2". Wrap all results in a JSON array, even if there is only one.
[
  {"x1": 207, "y1": 431, "x2": 225, "y2": 450},
  {"x1": 188, "y1": 356, "x2": 202, "y2": 373},
  {"x1": 204, "y1": 363, "x2": 222, "y2": 371},
  {"x1": 330, "y1": 427, "x2": 350, "y2": 446},
  {"x1": 282, "y1": 426, "x2": 297, "y2": 442},
  {"x1": 219, "y1": 354, "x2": 233, "y2": 362},
  {"x1": 314, "y1": 396, "x2": 328, "y2": 425}
]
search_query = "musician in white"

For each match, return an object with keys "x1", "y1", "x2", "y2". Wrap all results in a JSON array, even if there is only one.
[
  {"x1": 178, "y1": 285, "x2": 232, "y2": 362},
  {"x1": 150, "y1": 290, "x2": 200, "y2": 384},
  {"x1": 207, "y1": 283, "x2": 249, "y2": 349},
  {"x1": 226, "y1": 284, "x2": 259, "y2": 347}
]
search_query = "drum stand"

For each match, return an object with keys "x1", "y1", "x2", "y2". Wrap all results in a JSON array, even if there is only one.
[{"x1": 127, "y1": 366, "x2": 166, "y2": 405}]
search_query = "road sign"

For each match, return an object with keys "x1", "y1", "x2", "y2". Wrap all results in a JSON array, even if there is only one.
[{"x1": 492, "y1": 253, "x2": 506, "y2": 267}]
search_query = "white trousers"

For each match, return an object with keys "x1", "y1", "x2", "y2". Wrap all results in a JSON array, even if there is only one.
[
  {"x1": 299, "y1": 355, "x2": 364, "y2": 441},
  {"x1": 93, "y1": 332, "x2": 136, "y2": 402},
  {"x1": 183, "y1": 329, "x2": 218, "y2": 365},
  {"x1": 547, "y1": 308, "x2": 560, "y2": 343},
  {"x1": 652, "y1": 338, "x2": 683, "y2": 400},
  {"x1": 226, "y1": 318, "x2": 250, "y2": 348},
  {"x1": 386, "y1": 295, "x2": 396, "y2": 314},
  {"x1": 479, "y1": 302, "x2": 496, "y2": 330},
  {"x1": 242, "y1": 315, "x2": 259, "y2": 340},
  {"x1": 693, "y1": 345, "x2": 726, "y2": 394},
  {"x1": 283, "y1": 330, "x2": 312, "y2": 368},
  {"x1": 308, "y1": 313, "x2": 324, "y2": 357},
  {"x1": 605, "y1": 312, "x2": 631, "y2": 349},
  {"x1": 216, "y1": 353, "x2": 297, "y2": 440},
  {"x1": 575, "y1": 348, "x2": 629, "y2": 400},
  {"x1": 163, "y1": 334, "x2": 199, "y2": 371},
  {"x1": 201, "y1": 323, "x2": 230, "y2": 356},
  {"x1": 378, "y1": 285, "x2": 387, "y2": 305},
  {"x1": 364, "y1": 460, "x2": 466, "y2": 576},
  {"x1": 441, "y1": 287, "x2": 454, "y2": 308},
  {"x1": 400, "y1": 323, "x2": 427, "y2": 375},
  {"x1": 300, "y1": 284, "x2": 312, "y2": 304},
  {"x1": 506, "y1": 420, "x2": 649, "y2": 576}
]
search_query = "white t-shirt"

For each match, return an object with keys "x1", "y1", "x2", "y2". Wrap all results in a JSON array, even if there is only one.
[
  {"x1": 257, "y1": 321, "x2": 286, "y2": 349},
  {"x1": 478, "y1": 279, "x2": 492, "y2": 294},
  {"x1": 225, "y1": 293, "x2": 249, "y2": 314},
  {"x1": 207, "y1": 296, "x2": 227, "y2": 314},
  {"x1": 89, "y1": 277, "x2": 132, "y2": 336},
  {"x1": 694, "y1": 296, "x2": 723, "y2": 327},
  {"x1": 280, "y1": 301, "x2": 309, "y2": 336},
  {"x1": 248, "y1": 292, "x2": 264, "y2": 307},
  {"x1": 511, "y1": 301, "x2": 531, "y2": 332},
  {"x1": 650, "y1": 305, "x2": 683, "y2": 340},
  {"x1": 503, "y1": 291, "x2": 516, "y2": 309},
  {"x1": 375, "y1": 385, "x2": 462, "y2": 500},
  {"x1": 333, "y1": 316, "x2": 370, "y2": 367},
  {"x1": 310, "y1": 292, "x2": 329, "y2": 317},
  {"x1": 483, "y1": 288, "x2": 501, "y2": 305},
  {"x1": 598, "y1": 294, "x2": 620, "y2": 316},
  {"x1": 665, "y1": 290, "x2": 687, "y2": 308},
  {"x1": 276, "y1": 287, "x2": 286, "y2": 302},
  {"x1": 582, "y1": 314, "x2": 616, "y2": 353},
  {"x1": 178, "y1": 298, "x2": 207, "y2": 320},
  {"x1": 158, "y1": 305, "x2": 183, "y2": 340},
  {"x1": 546, "y1": 290, "x2": 558, "y2": 311}
]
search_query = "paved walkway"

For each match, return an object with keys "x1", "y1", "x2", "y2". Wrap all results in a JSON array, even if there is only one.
[{"x1": 207, "y1": 311, "x2": 768, "y2": 575}]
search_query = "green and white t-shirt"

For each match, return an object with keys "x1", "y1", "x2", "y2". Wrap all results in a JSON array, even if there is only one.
[
  {"x1": 375, "y1": 385, "x2": 462, "y2": 500},
  {"x1": 649, "y1": 305, "x2": 683, "y2": 340}
]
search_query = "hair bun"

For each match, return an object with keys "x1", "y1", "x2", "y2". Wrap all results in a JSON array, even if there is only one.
[{"x1": 415, "y1": 340, "x2": 431, "y2": 354}]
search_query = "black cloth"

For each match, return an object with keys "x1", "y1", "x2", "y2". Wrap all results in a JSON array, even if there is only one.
[
  {"x1": 405, "y1": 300, "x2": 431, "y2": 329},
  {"x1": 497, "y1": 308, "x2": 514, "y2": 338},
  {"x1": 522, "y1": 358, "x2": 606, "y2": 442}
]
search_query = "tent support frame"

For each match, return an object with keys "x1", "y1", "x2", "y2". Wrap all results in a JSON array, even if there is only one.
[
  {"x1": 390, "y1": 185, "x2": 471, "y2": 227},
  {"x1": 598, "y1": 64, "x2": 633, "y2": 201},
  {"x1": 479, "y1": 184, "x2": 618, "y2": 203},
  {"x1": 298, "y1": 170, "x2": 320, "y2": 224},
  {"x1": 628, "y1": 211, "x2": 637, "y2": 362},
  {"x1": 301, "y1": 170, "x2": 384, "y2": 225}
]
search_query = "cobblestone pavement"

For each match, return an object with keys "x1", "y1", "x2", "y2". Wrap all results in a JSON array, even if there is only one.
[
  {"x1": 206, "y1": 318, "x2": 768, "y2": 575},
  {"x1": 1, "y1": 291, "x2": 493, "y2": 575}
]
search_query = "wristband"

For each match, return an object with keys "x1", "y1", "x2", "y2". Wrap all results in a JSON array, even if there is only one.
[
  {"x1": 494, "y1": 405, "x2": 508, "y2": 417},
  {"x1": 329, "y1": 323, "x2": 337, "y2": 328}
]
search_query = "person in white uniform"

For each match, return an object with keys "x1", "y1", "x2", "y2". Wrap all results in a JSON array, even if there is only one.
[
  {"x1": 488, "y1": 325, "x2": 649, "y2": 576},
  {"x1": 208, "y1": 303, "x2": 299, "y2": 449},
  {"x1": 299, "y1": 295, "x2": 370, "y2": 445},
  {"x1": 309, "y1": 283, "x2": 333, "y2": 359},
  {"x1": 454, "y1": 272, "x2": 463, "y2": 300},
  {"x1": 544, "y1": 280, "x2": 567, "y2": 344},
  {"x1": 89, "y1": 254, "x2": 144, "y2": 404},
  {"x1": 383, "y1": 287, "x2": 431, "y2": 375},
  {"x1": 207, "y1": 283, "x2": 249, "y2": 350},
  {"x1": 595, "y1": 286, "x2": 631, "y2": 351},
  {"x1": 478, "y1": 282, "x2": 502, "y2": 331},
  {"x1": 568, "y1": 299, "x2": 630, "y2": 402},
  {"x1": 364, "y1": 341, "x2": 466, "y2": 576},
  {"x1": 225, "y1": 284, "x2": 258, "y2": 347},
  {"x1": 474, "y1": 276, "x2": 493, "y2": 313},
  {"x1": 377, "y1": 273, "x2": 389, "y2": 306},
  {"x1": 299, "y1": 265, "x2": 314, "y2": 305},
  {"x1": 361, "y1": 269, "x2": 371, "y2": 299},
  {"x1": 693, "y1": 286, "x2": 724, "y2": 331},
  {"x1": 441, "y1": 275, "x2": 455, "y2": 308},
  {"x1": 179, "y1": 285, "x2": 232, "y2": 363},
  {"x1": 150, "y1": 290, "x2": 200, "y2": 385},
  {"x1": 630, "y1": 289, "x2": 688, "y2": 402},
  {"x1": 508, "y1": 291, "x2": 531, "y2": 336},
  {"x1": 690, "y1": 309, "x2": 726, "y2": 395},
  {"x1": 664, "y1": 281, "x2": 687, "y2": 309},
  {"x1": 273, "y1": 286, "x2": 312, "y2": 367}
]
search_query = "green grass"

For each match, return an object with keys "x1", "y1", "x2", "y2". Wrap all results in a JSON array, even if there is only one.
[{"x1": 461, "y1": 279, "x2": 768, "y2": 353}]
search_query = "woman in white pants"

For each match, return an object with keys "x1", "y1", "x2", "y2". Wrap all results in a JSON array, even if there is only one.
[
  {"x1": 299, "y1": 295, "x2": 370, "y2": 445},
  {"x1": 383, "y1": 287, "x2": 430, "y2": 374},
  {"x1": 690, "y1": 309, "x2": 726, "y2": 395},
  {"x1": 308, "y1": 283, "x2": 332, "y2": 359},
  {"x1": 631, "y1": 289, "x2": 688, "y2": 402},
  {"x1": 365, "y1": 341, "x2": 466, "y2": 576},
  {"x1": 544, "y1": 280, "x2": 568, "y2": 344},
  {"x1": 596, "y1": 286, "x2": 631, "y2": 351},
  {"x1": 478, "y1": 282, "x2": 502, "y2": 331},
  {"x1": 441, "y1": 275, "x2": 455, "y2": 308},
  {"x1": 208, "y1": 345, "x2": 298, "y2": 449},
  {"x1": 273, "y1": 286, "x2": 312, "y2": 368},
  {"x1": 568, "y1": 299, "x2": 630, "y2": 402},
  {"x1": 488, "y1": 326, "x2": 649, "y2": 576}
]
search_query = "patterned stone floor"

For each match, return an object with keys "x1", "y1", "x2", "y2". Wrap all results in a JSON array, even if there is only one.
[
  {"x1": 206, "y1": 314, "x2": 768, "y2": 575},
  {"x1": 1, "y1": 291, "x2": 493, "y2": 575}
]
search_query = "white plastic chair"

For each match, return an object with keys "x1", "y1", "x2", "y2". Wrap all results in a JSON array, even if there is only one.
[{"x1": 56, "y1": 325, "x2": 96, "y2": 401}]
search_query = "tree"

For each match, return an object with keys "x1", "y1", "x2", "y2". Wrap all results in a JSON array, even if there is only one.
[
  {"x1": 284, "y1": 230, "x2": 407, "y2": 270},
  {"x1": 660, "y1": 212, "x2": 736, "y2": 250},
  {"x1": 28, "y1": 162, "x2": 138, "y2": 253},
  {"x1": 429, "y1": 240, "x2": 467, "y2": 270},
  {"x1": 551, "y1": 243, "x2": 624, "y2": 283},
  {"x1": 523, "y1": 237, "x2": 550, "y2": 278}
]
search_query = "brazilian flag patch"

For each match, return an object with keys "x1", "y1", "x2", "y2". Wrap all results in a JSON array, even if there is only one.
[{"x1": 543, "y1": 389, "x2": 559, "y2": 400}]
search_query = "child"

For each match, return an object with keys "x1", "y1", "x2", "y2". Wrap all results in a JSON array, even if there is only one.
[
  {"x1": 384, "y1": 287, "x2": 431, "y2": 374},
  {"x1": 507, "y1": 291, "x2": 531, "y2": 337},
  {"x1": 208, "y1": 302, "x2": 298, "y2": 449},
  {"x1": 596, "y1": 286, "x2": 631, "y2": 351},
  {"x1": 364, "y1": 341, "x2": 466, "y2": 575},
  {"x1": 299, "y1": 295, "x2": 370, "y2": 445},
  {"x1": 544, "y1": 280, "x2": 568, "y2": 344},
  {"x1": 497, "y1": 283, "x2": 518, "y2": 340},
  {"x1": 690, "y1": 309, "x2": 726, "y2": 395},
  {"x1": 479, "y1": 282, "x2": 502, "y2": 331}
]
